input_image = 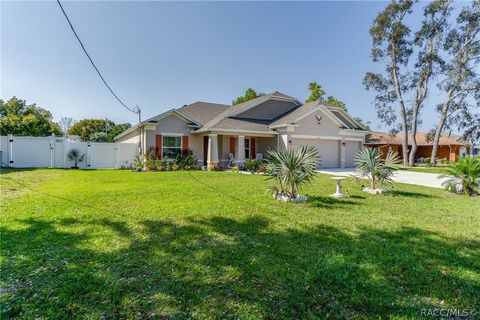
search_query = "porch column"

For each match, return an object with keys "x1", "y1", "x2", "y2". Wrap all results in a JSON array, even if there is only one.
[
  {"x1": 236, "y1": 135, "x2": 245, "y2": 165},
  {"x1": 340, "y1": 138, "x2": 346, "y2": 168},
  {"x1": 207, "y1": 134, "x2": 219, "y2": 169}
]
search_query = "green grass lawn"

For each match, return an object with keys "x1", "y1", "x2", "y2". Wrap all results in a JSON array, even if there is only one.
[
  {"x1": 1, "y1": 169, "x2": 479, "y2": 319},
  {"x1": 396, "y1": 165, "x2": 451, "y2": 175}
]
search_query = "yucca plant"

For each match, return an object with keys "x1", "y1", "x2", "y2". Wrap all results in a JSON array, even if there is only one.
[
  {"x1": 66, "y1": 148, "x2": 86, "y2": 169},
  {"x1": 355, "y1": 148, "x2": 399, "y2": 190},
  {"x1": 442, "y1": 157, "x2": 480, "y2": 196},
  {"x1": 265, "y1": 146, "x2": 320, "y2": 199}
]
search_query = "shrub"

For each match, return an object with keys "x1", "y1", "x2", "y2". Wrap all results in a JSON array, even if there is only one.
[
  {"x1": 265, "y1": 146, "x2": 320, "y2": 199},
  {"x1": 67, "y1": 149, "x2": 86, "y2": 168},
  {"x1": 145, "y1": 159, "x2": 158, "y2": 171},
  {"x1": 355, "y1": 148, "x2": 399, "y2": 190},
  {"x1": 442, "y1": 157, "x2": 480, "y2": 196},
  {"x1": 133, "y1": 155, "x2": 144, "y2": 172},
  {"x1": 174, "y1": 149, "x2": 197, "y2": 170}
]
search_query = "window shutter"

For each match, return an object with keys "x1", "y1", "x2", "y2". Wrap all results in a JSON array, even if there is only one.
[
  {"x1": 229, "y1": 137, "x2": 235, "y2": 154},
  {"x1": 182, "y1": 136, "x2": 189, "y2": 150},
  {"x1": 250, "y1": 138, "x2": 256, "y2": 159},
  {"x1": 156, "y1": 134, "x2": 162, "y2": 159}
]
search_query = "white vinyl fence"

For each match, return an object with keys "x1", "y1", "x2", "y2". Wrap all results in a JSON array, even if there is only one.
[{"x1": 1, "y1": 135, "x2": 138, "y2": 169}]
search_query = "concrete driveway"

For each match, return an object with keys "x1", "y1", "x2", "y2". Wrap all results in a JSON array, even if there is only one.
[{"x1": 317, "y1": 168, "x2": 451, "y2": 189}]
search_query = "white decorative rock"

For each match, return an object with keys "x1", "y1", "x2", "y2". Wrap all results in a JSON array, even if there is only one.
[
  {"x1": 273, "y1": 193, "x2": 308, "y2": 203},
  {"x1": 362, "y1": 187, "x2": 387, "y2": 195}
]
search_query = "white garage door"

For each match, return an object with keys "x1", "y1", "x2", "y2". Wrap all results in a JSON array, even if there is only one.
[
  {"x1": 345, "y1": 141, "x2": 362, "y2": 167},
  {"x1": 292, "y1": 138, "x2": 339, "y2": 168}
]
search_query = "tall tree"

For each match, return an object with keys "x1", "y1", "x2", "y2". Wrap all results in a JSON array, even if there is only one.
[
  {"x1": 305, "y1": 81, "x2": 326, "y2": 103},
  {"x1": 58, "y1": 117, "x2": 76, "y2": 137},
  {"x1": 408, "y1": 0, "x2": 451, "y2": 166},
  {"x1": 0, "y1": 97, "x2": 61, "y2": 136},
  {"x1": 364, "y1": 0, "x2": 414, "y2": 166},
  {"x1": 326, "y1": 96, "x2": 347, "y2": 110},
  {"x1": 232, "y1": 88, "x2": 264, "y2": 105},
  {"x1": 431, "y1": 1, "x2": 480, "y2": 162},
  {"x1": 307, "y1": 82, "x2": 369, "y2": 129},
  {"x1": 68, "y1": 119, "x2": 131, "y2": 142}
]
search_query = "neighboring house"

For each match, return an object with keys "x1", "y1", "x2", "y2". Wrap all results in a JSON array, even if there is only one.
[
  {"x1": 364, "y1": 131, "x2": 467, "y2": 163},
  {"x1": 115, "y1": 91, "x2": 368, "y2": 168}
]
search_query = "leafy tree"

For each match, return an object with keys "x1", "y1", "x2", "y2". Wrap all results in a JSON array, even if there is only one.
[
  {"x1": 68, "y1": 119, "x2": 131, "y2": 142},
  {"x1": 305, "y1": 81, "x2": 326, "y2": 103},
  {"x1": 232, "y1": 88, "x2": 264, "y2": 105},
  {"x1": 107, "y1": 123, "x2": 131, "y2": 142},
  {"x1": 353, "y1": 117, "x2": 371, "y2": 130},
  {"x1": 307, "y1": 82, "x2": 369, "y2": 129},
  {"x1": 58, "y1": 117, "x2": 76, "y2": 136},
  {"x1": 326, "y1": 96, "x2": 347, "y2": 110},
  {"x1": 363, "y1": 0, "x2": 415, "y2": 166},
  {"x1": 408, "y1": 0, "x2": 451, "y2": 166},
  {"x1": 89, "y1": 132, "x2": 108, "y2": 142},
  {"x1": 0, "y1": 97, "x2": 61, "y2": 136},
  {"x1": 431, "y1": 1, "x2": 480, "y2": 160}
]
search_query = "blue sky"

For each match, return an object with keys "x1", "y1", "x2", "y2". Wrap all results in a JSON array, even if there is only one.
[{"x1": 0, "y1": 1, "x2": 470, "y2": 131}]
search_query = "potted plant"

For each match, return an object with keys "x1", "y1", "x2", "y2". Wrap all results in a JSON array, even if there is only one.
[
  {"x1": 67, "y1": 148, "x2": 86, "y2": 169},
  {"x1": 265, "y1": 146, "x2": 320, "y2": 202},
  {"x1": 442, "y1": 157, "x2": 480, "y2": 196},
  {"x1": 354, "y1": 148, "x2": 399, "y2": 194}
]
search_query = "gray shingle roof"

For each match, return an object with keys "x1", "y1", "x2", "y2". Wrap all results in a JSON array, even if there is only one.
[
  {"x1": 270, "y1": 101, "x2": 320, "y2": 126},
  {"x1": 176, "y1": 102, "x2": 230, "y2": 125},
  {"x1": 197, "y1": 91, "x2": 299, "y2": 132}
]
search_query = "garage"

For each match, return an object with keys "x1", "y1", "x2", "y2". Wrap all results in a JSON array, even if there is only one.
[
  {"x1": 292, "y1": 138, "x2": 339, "y2": 168},
  {"x1": 345, "y1": 140, "x2": 362, "y2": 167}
]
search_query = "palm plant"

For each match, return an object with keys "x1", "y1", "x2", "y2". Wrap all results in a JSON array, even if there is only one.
[
  {"x1": 442, "y1": 157, "x2": 480, "y2": 196},
  {"x1": 66, "y1": 148, "x2": 86, "y2": 168},
  {"x1": 355, "y1": 148, "x2": 399, "y2": 190},
  {"x1": 265, "y1": 146, "x2": 320, "y2": 199}
]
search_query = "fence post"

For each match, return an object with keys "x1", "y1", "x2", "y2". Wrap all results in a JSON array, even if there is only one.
[
  {"x1": 62, "y1": 136, "x2": 66, "y2": 168},
  {"x1": 86, "y1": 142, "x2": 91, "y2": 169},
  {"x1": 114, "y1": 143, "x2": 119, "y2": 169},
  {"x1": 8, "y1": 134, "x2": 14, "y2": 167},
  {"x1": 50, "y1": 134, "x2": 54, "y2": 168}
]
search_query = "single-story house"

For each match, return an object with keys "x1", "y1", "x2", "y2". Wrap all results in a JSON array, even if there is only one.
[
  {"x1": 115, "y1": 91, "x2": 368, "y2": 168},
  {"x1": 364, "y1": 131, "x2": 468, "y2": 163}
]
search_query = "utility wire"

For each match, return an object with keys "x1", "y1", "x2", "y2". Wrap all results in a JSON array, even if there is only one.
[{"x1": 56, "y1": 0, "x2": 140, "y2": 116}]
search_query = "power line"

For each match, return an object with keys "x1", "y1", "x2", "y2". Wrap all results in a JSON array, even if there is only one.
[{"x1": 56, "y1": 0, "x2": 140, "y2": 117}]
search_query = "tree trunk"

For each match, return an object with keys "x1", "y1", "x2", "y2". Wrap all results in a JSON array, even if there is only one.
[
  {"x1": 431, "y1": 89, "x2": 454, "y2": 164},
  {"x1": 391, "y1": 50, "x2": 409, "y2": 166},
  {"x1": 408, "y1": 109, "x2": 419, "y2": 166}
]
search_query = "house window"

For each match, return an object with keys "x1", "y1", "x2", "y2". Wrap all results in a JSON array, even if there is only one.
[
  {"x1": 162, "y1": 136, "x2": 182, "y2": 158},
  {"x1": 244, "y1": 138, "x2": 250, "y2": 159}
]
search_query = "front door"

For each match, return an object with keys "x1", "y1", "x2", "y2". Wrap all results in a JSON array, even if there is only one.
[{"x1": 203, "y1": 136, "x2": 208, "y2": 166}]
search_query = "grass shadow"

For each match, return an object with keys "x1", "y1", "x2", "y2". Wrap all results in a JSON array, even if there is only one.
[
  {"x1": 389, "y1": 190, "x2": 438, "y2": 198},
  {"x1": 2, "y1": 215, "x2": 479, "y2": 318},
  {"x1": 307, "y1": 195, "x2": 362, "y2": 209}
]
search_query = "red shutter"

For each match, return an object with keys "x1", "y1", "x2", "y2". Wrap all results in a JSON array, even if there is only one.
[
  {"x1": 182, "y1": 136, "x2": 189, "y2": 150},
  {"x1": 229, "y1": 137, "x2": 235, "y2": 154},
  {"x1": 250, "y1": 138, "x2": 256, "y2": 159},
  {"x1": 156, "y1": 134, "x2": 162, "y2": 159}
]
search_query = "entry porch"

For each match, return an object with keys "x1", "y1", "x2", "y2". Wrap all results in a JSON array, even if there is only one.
[{"x1": 199, "y1": 133, "x2": 277, "y2": 169}]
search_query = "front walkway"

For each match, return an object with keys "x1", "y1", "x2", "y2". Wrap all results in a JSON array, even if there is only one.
[{"x1": 317, "y1": 168, "x2": 451, "y2": 189}]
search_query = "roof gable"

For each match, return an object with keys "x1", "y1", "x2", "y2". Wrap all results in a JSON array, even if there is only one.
[{"x1": 197, "y1": 91, "x2": 301, "y2": 132}]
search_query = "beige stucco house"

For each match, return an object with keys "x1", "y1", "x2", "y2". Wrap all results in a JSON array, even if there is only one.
[{"x1": 115, "y1": 91, "x2": 368, "y2": 168}]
